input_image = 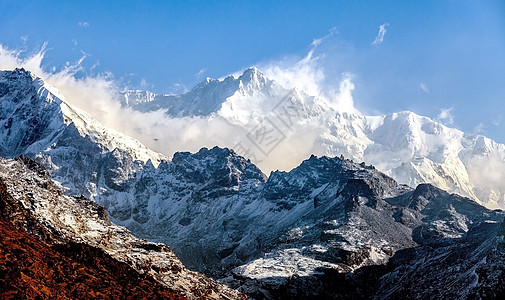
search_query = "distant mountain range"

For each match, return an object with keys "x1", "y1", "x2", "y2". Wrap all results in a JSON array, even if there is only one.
[
  {"x1": 1, "y1": 68, "x2": 505, "y2": 299},
  {"x1": 119, "y1": 67, "x2": 505, "y2": 210}
]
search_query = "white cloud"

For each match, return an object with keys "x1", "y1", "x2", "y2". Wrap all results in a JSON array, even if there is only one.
[
  {"x1": 140, "y1": 78, "x2": 148, "y2": 89},
  {"x1": 372, "y1": 23, "x2": 390, "y2": 45},
  {"x1": 437, "y1": 107, "x2": 454, "y2": 125},
  {"x1": 78, "y1": 21, "x2": 89, "y2": 28},
  {"x1": 195, "y1": 68, "x2": 206, "y2": 78},
  {"x1": 90, "y1": 60, "x2": 100, "y2": 71},
  {"x1": 468, "y1": 153, "x2": 505, "y2": 207},
  {"x1": 170, "y1": 83, "x2": 188, "y2": 94},
  {"x1": 259, "y1": 28, "x2": 358, "y2": 114},
  {"x1": 20, "y1": 35, "x2": 28, "y2": 43},
  {"x1": 492, "y1": 115, "x2": 503, "y2": 126},
  {"x1": 420, "y1": 83, "x2": 430, "y2": 93},
  {"x1": 474, "y1": 123, "x2": 485, "y2": 134},
  {"x1": 311, "y1": 27, "x2": 337, "y2": 48}
]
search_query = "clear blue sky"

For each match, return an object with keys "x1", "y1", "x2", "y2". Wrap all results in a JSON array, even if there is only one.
[{"x1": 1, "y1": 0, "x2": 505, "y2": 142}]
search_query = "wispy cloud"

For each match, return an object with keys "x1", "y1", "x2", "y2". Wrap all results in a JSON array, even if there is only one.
[
  {"x1": 419, "y1": 83, "x2": 430, "y2": 93},
  {"x1": 311, "y1": 27, "x2": 337, "y2": 48},
  {"x1": 195, "y1": 68, "x2": 206, "y2": 78},
  {"x1": 260, "y1": 27, "x2": 358, "y2": 114},
  {"x1": 372, "y1": 23, "x2": 390, "y2": 45},
  {"x1": 90, "y1": 60, "x2": 100, "y2": 71},
  {"x1": 20, "y1": 35, "x2": 28, "y2": 43},
  {"x1": 437, "y1": 107, "x2": 454, "y2": 125},
  {"x1": 474, "y1": 123, "x2": 485, "y2": 134},
  {"x1": 78, "y1": 21, "x2": 89, "y2": 28},
  {"x1": 492, "y1": 115, "x2": 503, "y2": 126},
  {"x1": 170, "y1": 83, "x2": 188, "y2": 94},
  {"x1": 140, "y1": 78, "x2": 148, "y2": 89},
  {"x1": 303, "y1": 27, "x2": 338, "y2": 62}
]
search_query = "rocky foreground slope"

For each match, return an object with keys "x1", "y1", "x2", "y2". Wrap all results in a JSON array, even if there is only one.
[
  {"x1": 0, "y1": 218, "x2": 185, "y2": 299},
  {"x1": 0, "y1": 155, "x2": 245, "y2": 299}
]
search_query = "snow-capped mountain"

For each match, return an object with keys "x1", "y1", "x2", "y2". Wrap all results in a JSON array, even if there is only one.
[
  {"x1": 120, "y1": 67, "x2": 505, "y2": 210},
  {"x1": 2, "y1": 68, "x2": 505, "y2": 299},
  {"x1": 118, "y1": 67, "x2": 290, "y2": 118}
]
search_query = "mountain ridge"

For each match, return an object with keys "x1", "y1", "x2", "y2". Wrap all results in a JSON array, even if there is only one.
[
  {"x1": 118, "y1": 67, "x2": 505, "y2": 210},
  {"x1": 0, "y1": 154, "x2": 245, "y2": 299}
]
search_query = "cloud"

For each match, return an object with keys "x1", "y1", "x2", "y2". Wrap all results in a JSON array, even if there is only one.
[
  {"x1": 170, "y1": 83, "x2": 188, "y2": 94},
  {"x1": 259, "y1": 28, "x2": 358, "y2": 114},
  {"x1": 372, "y1": 23, "x2": 390, "y2": 45},
  {"x1": 492, "y1": 115, "x2": 503, "y2": 126},
  {"x1": 90, "y1": 60, "x2": 100, "y2": 71},
  {"x1": 474, "y1": 123, "x2": 485, "y2": 134},
  {"x1": 420, "y1": 83, "x2": 430, "y2": 93},
  {"x1": 195, "y1": 68, "x2": 206, "y2": 78},
  {"x1": 467, "y1": 152, "x2": 505, "y2": 209},
  {"x1": 0, "y1": 43, "x2": 48, "y2": 76},
  {"x1": 311, "y1": 27, "x2": 337, "y2": 48},
  {"x1": 437, "y1": 107, "x2": 454, "y2": 125},
  {"x1": 140, "y1": 78, "x2": 148, "y2": 89},
  {"x1": 20, "y1": 35, "x2": 28, "y2": 43},
  {"x1": 78, "y1": 21, "x2": 89, "y2": 28}
]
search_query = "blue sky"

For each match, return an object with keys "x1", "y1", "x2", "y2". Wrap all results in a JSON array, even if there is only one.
[{"x1": 1, "y1": 0, "x2": 505, "y2": 142}]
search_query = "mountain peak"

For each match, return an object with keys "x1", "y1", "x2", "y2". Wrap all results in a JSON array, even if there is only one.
[
  {"x1": 241, "y1": 66, "x2": 262, "y2": 77},
  {"x1": 236, "y1": 67, "x2": 269, "y2": 91},
  {"x1": 0, "y1": 69, "x2": 166, "y2": 165}
]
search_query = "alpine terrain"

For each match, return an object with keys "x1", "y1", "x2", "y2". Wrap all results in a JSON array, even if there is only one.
[
  {"x1": 120, "y1": 67, "x2": 505, "y2": 210},
  {"x1": 1, "y1": 68, "x2": 505, "y2": 299}
]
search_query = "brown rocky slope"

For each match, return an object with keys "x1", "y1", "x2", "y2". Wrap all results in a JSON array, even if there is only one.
[
  {"x1": 0, "y1": 156, "x2": 245, "y2": 299},
  {"x1": 0, "y1": 218, "x2": 185, "y2": 299}
]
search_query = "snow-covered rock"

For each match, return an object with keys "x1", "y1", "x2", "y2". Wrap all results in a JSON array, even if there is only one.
[
  {"x1": 121, "y1": 68, "x2": 505, "y2": 210},
  {"x1": 0, "y1": 155, "x2": 245, "y2": 299}
]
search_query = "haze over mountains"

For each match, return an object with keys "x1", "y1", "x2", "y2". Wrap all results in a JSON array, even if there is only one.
[{"x1": 1, "y1": 67, "x2": 505, "y2": 299}]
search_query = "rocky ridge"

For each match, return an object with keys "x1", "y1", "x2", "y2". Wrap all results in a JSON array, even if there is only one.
[
  {"x1": 0, "y1": 155, "x2": 245, "y2": 299},
  {"x1": 121, "y1": 68, "x2": 505, "y2": 210}
]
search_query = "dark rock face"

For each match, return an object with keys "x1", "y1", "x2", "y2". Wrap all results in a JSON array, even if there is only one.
[
  {"x1": 0, "y1": 69, "x2": 64, "y2": 157},
  {"x1": 172, "y1": 146, "x2": 267, "y2": 199}
]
